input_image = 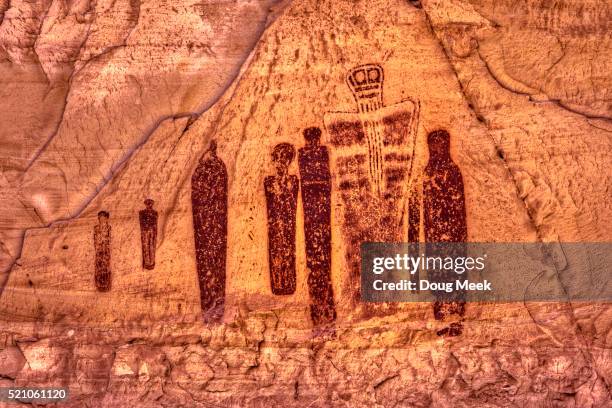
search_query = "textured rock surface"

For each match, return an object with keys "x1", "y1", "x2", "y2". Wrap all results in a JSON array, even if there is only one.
[
  {"x1": 0, "y1": 0, "x2": 287, "y2": 272},
  {"x1": 0, "y1": 0, "x2": 610, "y2": 406}
]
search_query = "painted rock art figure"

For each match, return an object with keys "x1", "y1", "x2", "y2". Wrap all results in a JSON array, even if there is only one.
[
  {"x1": 191, "y1": 140, "x2": 228, "y2": 322},
  {"x1": 298, "y1": 127, "x2": 337, "y2": 326},
  {"x1": 93, "y1": 211, "x2": 112, "y2": 292},
  {"x1": 324, "y1": 63, "x2": 419, "y2": 310},
  {"x1": 408, "y1": 185, "x2": 421, "y2": 243},
  {"x1": 265, "y1": 143, "x2": 299, "y2": 295},
  {"x1": 407, "y1": 183, "x2": 422, "y2": 287},
  {"x1": 422, "y1": 129, "x2": 467, "y2": 337},
  {"x1": 139, "y1": 198, "x2": 158, "y2": 270}
]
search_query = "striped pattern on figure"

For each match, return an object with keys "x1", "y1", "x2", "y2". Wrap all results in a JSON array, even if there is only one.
[{"x1": 324, "y1": 63, "x2": 419, "y2": 313}]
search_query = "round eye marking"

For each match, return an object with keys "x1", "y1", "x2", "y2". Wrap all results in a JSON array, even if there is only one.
[
  {"x1": 368, "y1": 68, "x2": 379, "y2": 81},
  {"x1": 355, "y1": 70, "x2": 366, "y2": 84}
]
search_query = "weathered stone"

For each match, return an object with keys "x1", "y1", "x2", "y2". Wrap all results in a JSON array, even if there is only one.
[
  {"x1": 0, "y1": 346, "x2": 25, "y2": 379},
  {"x1": 0, "y1": 0, "x2": 610, "y2": 406},
  {"x1": 16, "y1": 340, "x2": 70, "y2": 387},
  {"x1": 74, "y1": 345, "x2": 114, "y2": 395}
]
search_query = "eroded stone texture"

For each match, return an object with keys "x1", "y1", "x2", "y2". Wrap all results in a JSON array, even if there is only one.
[
  {"x1": 0, "y1": 346, "x2": 25, "y2": 379},
  {"x1": 0, "y1": 0, "x2": 609, "y2": 406},
  {"x1": 421, "y1": 0, "x2": 612, "y2": 395},
  {"x1": 74, "y1": 344, "x2": 114, "y2": 395},
  {"x1": 0, "y1": 0, "x2": 288, "y2": 276},
  {"x1": 16, "y1": 339, "x2": 71, "y2": 388}
]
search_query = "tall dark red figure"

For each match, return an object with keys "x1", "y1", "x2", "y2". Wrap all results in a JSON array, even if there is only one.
[
  {"x1": 298, "y1": 127, "x2": 337, "y2": 326},
  {"x1": 191, "y1": 140, "x2": 228, "y2": 322},
  {"x1": 139, "y1": 198, "x2": 158, "y2": 270},
  {"x1": 422, "y1": 129, "x2": 467, "y2": 336},
  {"x1": 265, "y1": 143, "x2": 299, "y2": 295}
]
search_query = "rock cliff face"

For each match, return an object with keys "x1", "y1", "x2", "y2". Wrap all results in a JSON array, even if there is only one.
[{"x1": 0, "y1": 0, "x2": 610, "y2": 406}]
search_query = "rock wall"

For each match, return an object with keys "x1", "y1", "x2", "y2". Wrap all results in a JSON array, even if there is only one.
[{"x1": 0, "y1": 0, "x2": 610, "y2": 406}]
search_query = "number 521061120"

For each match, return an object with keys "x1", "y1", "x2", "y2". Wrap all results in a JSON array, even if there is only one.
[{"x1": 1, "y1": 387, "x2": 68, "y2": 402}]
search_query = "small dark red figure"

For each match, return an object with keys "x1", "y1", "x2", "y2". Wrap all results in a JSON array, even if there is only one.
[
  {"x1": 139, "y1": 198, "x2": 158, "y2": 270},
  {"x1": 94, "y1": 211, "x2": 112, "y2": 292}
]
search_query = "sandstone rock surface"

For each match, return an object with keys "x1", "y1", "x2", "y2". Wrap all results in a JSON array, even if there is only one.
[{"x1": 0, "y1": 0, "x2": 610, "y2": 406}]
